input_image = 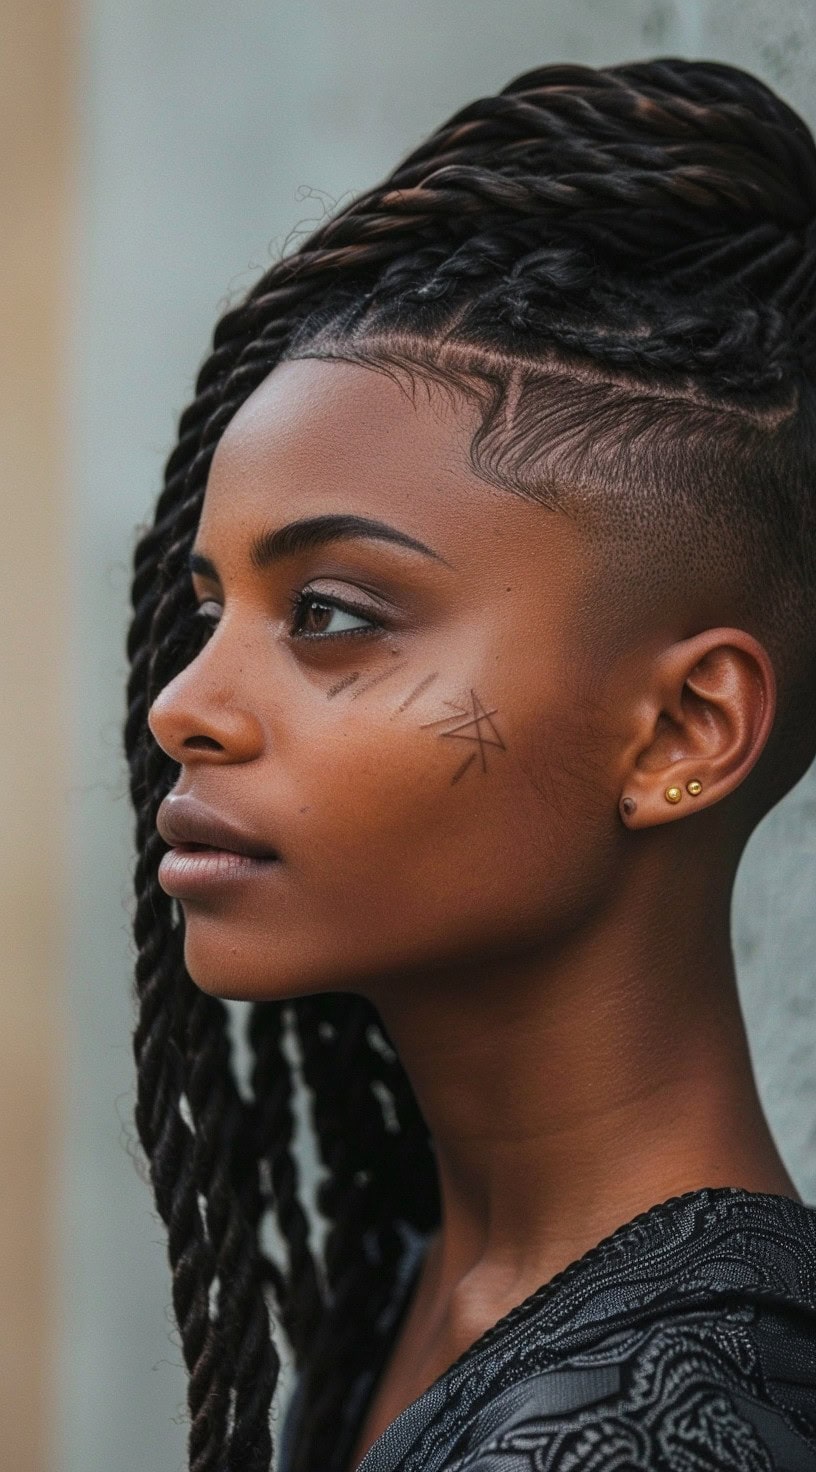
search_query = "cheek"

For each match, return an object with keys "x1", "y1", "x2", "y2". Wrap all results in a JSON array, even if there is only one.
[
  {"x1": 293, "y1": 674, "x2": 615, "y2": 947},
  {"x1": 513, "y1": 698, "x2": 619, "y2": 906},
  {"x1": 297, "y1": 684, "x2": 481, "y2": 863},
  {"x1": 178, "y1": 661, "x2": 622, "y2": 1002}
]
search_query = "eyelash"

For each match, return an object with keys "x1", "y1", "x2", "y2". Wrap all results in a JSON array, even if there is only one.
[
  {"x1": 287, "y1": 588, "x2": 384, "y2": 641},
  {"x1": 194, "y1": 590, "x2": 384, "y2": 641}
]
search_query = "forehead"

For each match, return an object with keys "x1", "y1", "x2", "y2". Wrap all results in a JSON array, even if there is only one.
[
  {"x1": 196, "y1": 356, "x2": 597, "y2": 620},
  {"x1": 202, "y1": 357, "x2": 486, "y2": 531}
]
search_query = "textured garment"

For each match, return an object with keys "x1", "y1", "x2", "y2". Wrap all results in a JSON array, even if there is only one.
[{"x1": 279, "y1": 1187, "x2": 816, "y2": 1472}]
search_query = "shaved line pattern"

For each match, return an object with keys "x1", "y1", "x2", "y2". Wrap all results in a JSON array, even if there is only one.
[{"x1": 420, "y1": 689, "x2": 507, "y2": 783}]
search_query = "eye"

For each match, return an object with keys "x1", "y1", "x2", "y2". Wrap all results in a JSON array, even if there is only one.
[
  {"x1": 289, "y1": 591, "x2": 381, "y2": 640},
  {"x1": 195, "y1": 598, "x2": 222, "y2": 626}
]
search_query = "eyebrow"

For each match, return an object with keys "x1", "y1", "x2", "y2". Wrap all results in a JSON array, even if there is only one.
[{"x1": 187, "y1": 513, "x2": 450, "y2": 581}]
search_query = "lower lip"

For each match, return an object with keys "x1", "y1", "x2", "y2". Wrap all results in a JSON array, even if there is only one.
[{"x1": 158, "y1": 846, "x2": 281, "y2": 898}]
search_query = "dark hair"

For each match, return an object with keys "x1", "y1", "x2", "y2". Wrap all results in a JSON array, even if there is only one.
[{"x1": 125, "y1": 58, "x2": 816, "y2": 1471}]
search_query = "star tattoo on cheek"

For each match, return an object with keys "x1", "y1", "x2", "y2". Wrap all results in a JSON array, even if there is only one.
[{"x1": 420, "y1": 689, "x2": 507, "y2": 784}]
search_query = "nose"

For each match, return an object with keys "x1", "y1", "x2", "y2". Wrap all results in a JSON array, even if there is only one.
[{"x1": 147, "y1": 640, "x2": 264, "y2": 765}]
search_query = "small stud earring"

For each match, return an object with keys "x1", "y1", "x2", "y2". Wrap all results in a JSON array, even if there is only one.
[
  {"x1": 686, "y1": 780, "x2": 703, "y2": 796},
  {"x1": 665, "y1": 785, "x2": 682, "y2": 804}
]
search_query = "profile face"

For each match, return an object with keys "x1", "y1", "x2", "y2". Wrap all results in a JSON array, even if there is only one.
[{"x1": 147, "y1": 357, "x2": 627, "y2": 1001}]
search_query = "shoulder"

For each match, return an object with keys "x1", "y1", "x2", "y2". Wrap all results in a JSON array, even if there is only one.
[{"x1": 450, "y1": 1312, "x2": 816, "y2": 1472}]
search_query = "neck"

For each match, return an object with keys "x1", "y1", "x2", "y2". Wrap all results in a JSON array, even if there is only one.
[{"x1": 370, "y1": 845, "x2": 799, "y2": 1300}]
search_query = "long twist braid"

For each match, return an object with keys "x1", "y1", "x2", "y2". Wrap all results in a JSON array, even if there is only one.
[
  {"x1": 248, "y1": 1000, "x2": 324, "y2": 1366},
  {"x1": 288, "y1": 996, "x2": 412, "y2": 1472}
]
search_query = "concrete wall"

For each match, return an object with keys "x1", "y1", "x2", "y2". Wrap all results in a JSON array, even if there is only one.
[{"x1": 54, "y1": 3, "x2": 816, "y2": 1469}]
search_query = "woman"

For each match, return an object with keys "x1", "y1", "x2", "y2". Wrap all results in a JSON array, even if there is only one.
[{"x1": 126, "y1": 57, "x2": 816, "y2": 1472}]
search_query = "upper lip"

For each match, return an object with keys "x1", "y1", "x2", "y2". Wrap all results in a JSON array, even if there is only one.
[{"x1": 156, "y1": 795, "x2": 279, "y2": 859}]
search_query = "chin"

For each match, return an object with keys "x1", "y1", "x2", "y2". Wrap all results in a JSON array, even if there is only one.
[{"x1": 179, "y1": 915, "x2": 346, "y2": 1003}]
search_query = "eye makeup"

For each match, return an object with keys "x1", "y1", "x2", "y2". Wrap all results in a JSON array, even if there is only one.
[{"x1": 287, "y1": 588, "x2": 386, "y2": 641}]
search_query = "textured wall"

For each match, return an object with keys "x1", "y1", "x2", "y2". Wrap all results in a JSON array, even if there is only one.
[
  {"x1": 697, "y1": 0, "x2": 816, "y2": 1212},
  {"x1": 62, "y1": 3, "x2": 816, "y2": 1469}
]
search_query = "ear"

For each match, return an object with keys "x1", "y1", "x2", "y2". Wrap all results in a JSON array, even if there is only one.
[{"x1": 617, "y1": 628, "x2": 777, "y2": 828}]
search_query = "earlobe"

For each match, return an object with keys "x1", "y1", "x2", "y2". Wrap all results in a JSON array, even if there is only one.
[{"x1": 617, "y1": 628, "x2": 776, "y2": 829}]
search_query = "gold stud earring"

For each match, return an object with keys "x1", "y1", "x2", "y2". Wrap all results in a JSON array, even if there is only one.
[
  {"x1": 686, "y1": 780, "x2": 703, "y2": 796},
  {"x1": 665, "y1": 785, "x2": 682, "y2": 804}
]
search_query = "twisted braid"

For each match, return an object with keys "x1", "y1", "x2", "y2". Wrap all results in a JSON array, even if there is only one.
[
  {"x1": 291, "y1": 56, "x2": 816, "y2": 394},
  {"x1": 126, "y1": 58, "x2": 816, "y2": 1472},
  {"x1": 248, "y1": 1000, "x2": 324, "y2": 1365},
  {"x1": 287, "y1": 996, "x2": 418, "y2": 1472},
  {"x1": 125, "y1": 73, "x2": 460, "y2": 1470}
]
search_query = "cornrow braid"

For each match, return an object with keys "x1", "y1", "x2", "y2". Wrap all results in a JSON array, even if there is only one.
[{"x1": 126, "y1": 57, "x2": 816, "y2": 1472}]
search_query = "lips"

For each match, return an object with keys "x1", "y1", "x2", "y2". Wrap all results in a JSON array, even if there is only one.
[{"x1": 156, "y1": 794, "x2": 279, "y2": 860}]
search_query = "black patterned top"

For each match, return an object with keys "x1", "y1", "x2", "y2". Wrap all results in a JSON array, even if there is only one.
[{"x1": 279, "y1": 1186, "x2": 816, "y2": 1471}]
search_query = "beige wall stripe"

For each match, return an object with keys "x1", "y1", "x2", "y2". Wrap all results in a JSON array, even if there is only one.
[{"x1": 0, "y1": 3, "x2": 74, "y2": 1469}]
